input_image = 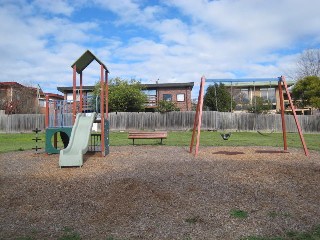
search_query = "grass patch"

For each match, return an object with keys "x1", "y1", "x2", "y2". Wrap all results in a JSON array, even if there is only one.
[
  {"x1": 0, "y1": 131, "x2": 319, "y2": 154},
  {"x1": 230, "y1": 209, "x2": 248, "y2": 219},
  {"x1": 0, "y1": 132, "x2": 46, "y2": 153},
  {"x1": 58, "y1": 227, "x2": 81, "y2": 240},
  {"x1": 241, "y1": 225, "x2": 320, "y2": 240}
]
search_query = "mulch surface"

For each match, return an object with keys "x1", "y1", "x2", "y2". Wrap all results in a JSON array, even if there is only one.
[{"x1": 1, "y1": 146, "x2": 320, "y2": 240}]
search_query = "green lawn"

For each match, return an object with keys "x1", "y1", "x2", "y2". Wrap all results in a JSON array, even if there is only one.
[{"x1": 0, "y1": 131, "x2": 319, "y2": 153}]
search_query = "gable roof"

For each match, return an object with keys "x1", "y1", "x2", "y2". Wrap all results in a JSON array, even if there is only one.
[
  {"x1": 0, "y1": 82, "x2": 25, "y2": 88},
  {"x1": 71, "y1": 50, "x2": 109, "y2": 74}
]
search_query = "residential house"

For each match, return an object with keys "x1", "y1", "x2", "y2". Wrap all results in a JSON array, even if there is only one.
[
  {"x1": 218, "y1": 80, "x2": 312, "y2": 115},
  {"x1": 142, "y1": 82, "x2": 194, "y2": 111},
  {"x1": 0, "y1": 82, "x2": 63, "y2": 114},
  {"x1": 57, "y1": 82, "x2": 194, "y2": 112}
]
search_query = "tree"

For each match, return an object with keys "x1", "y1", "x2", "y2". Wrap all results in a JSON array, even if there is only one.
[
  {"x1": 292, "y1": 76, "x2": 320, "y2": 109},
  {"x1": 204, "y1": 83, "x2": 235, "y2": 112},
  {"x1": 156, "y1": 100, "x2": 180, "y2": 113},
  {"x1": 247, "y1": 96, "x2": 272, "y2": 114},
  {"x1": 296, "y1": 49, "x2": 320, "y2": 78},
  {"x1": 93, "y1": 77, "x2": 147, "y2": 112}
]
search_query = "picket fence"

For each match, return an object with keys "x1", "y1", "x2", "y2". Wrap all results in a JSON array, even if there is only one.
[{"x1": 0, "y1": 111, "x2": 319, "y2": 133}]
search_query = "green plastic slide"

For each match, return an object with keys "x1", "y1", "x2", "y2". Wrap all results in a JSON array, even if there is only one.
[{"x1": 59, "y1": 113, "x2": 96, "y2": 167}]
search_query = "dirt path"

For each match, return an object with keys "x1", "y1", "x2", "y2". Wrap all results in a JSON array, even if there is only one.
[{"x1": 1, "y1": 146, "x2": 319, "y2": 240}]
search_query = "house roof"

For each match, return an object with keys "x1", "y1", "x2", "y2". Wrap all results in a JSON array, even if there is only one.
[
  {"x1": 45, "y1": 93, "x2": 64, "y2": 99},
  {"x1": 71, "y1": 50, "x2": 109, "y2": 74},
  {"x1": 0, "y1": 81, "x2": 25, "y2": 88},
  {"x1": 142, "y1": 82, "x2": 194, "y2": 89},
  {"x1": 57, "y1": 86, "x2": 95, "y2": 93},
  {"x1": 57, "y1": 82, "x2": 194, "y2": 93}
]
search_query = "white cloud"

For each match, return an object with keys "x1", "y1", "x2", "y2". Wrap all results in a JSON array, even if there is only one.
[
  {"x1": 0, "y1": 0, "x2": 319, "y2": 97},
  {"x1": 33, "y1": 0, "x2": 74, "y2": 16}
]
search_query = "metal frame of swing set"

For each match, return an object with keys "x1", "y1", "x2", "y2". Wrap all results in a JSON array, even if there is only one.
[{"x1": 189, "y1": 76, "x2": 309, "y2": 157}]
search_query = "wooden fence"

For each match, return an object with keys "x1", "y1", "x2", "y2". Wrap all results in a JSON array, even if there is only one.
[{"x1": 0, "y1": 112, "x2": 319, "y2": 133}]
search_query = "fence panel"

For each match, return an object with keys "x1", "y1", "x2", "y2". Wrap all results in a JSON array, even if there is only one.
[{"x1": 0, "y1": 112, "x2": 319, "y2": 133}]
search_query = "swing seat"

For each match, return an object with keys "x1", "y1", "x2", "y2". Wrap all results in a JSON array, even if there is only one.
[
  {"x1": 220, "y1": 133, "x2": 232, "y2": 140},
  {"x1": 257, "y1": 130, "x2": 274, "y2": 136}
]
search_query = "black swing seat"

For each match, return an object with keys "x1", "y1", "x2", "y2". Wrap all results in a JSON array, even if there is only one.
[
  {"x1": 220, "y1": 132, "x2": 232, "y2": 140},
  {"x1": 257, "y1": 130, "x2": 274, "y2": 136}
]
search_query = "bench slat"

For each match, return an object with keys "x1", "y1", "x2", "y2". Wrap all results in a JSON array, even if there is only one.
[{"x1": 128, "y1": 131, "x2": 167, "y2": 144}]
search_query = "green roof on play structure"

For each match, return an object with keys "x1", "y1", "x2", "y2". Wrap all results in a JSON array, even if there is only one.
[{"x1": 71, "y1": 50, "x2": 109, "y2": 74}]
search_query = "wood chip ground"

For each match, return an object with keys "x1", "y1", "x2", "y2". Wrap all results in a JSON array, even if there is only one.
[{"x1": 1, "y1": 146, "x2": 320, "y2": 240}]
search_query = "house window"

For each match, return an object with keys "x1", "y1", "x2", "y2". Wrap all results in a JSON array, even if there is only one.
[
  {"x1": 261, "y1": 88, "x2": 276, "y2": 103},
  {"x1": 163, "y1": 94, "x2": 172, "y2": 101},
  {"x1": 39, "y1": 98, "x2": 46, "y2": 107},
  {"x1": 66, "y1": 93, "x2": 80, "y2": 101},
  {"x1": 240, "y1": 89, "x2": 249, "y2": 103},
  {"x1": 177, "y1": 93, "x2": 185, "y2": 102}
]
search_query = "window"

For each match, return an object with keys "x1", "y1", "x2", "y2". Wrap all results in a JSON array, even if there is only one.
[
  {"x1": 142, "y1": 89, "x2": 156, "y2": 95},
  {"x1": 260, "y1": 88, "x2": 276, "y2": 103},
  {"x1": 177, "y1": 93, "x2": 185, "y2": 102},
  {"x1": 240, "y1": 89, "x2": 249, "y2": 103},
  {"x1": 66, "y1": 93, "x2": 80, "y2": 101},
  {"x1": 163, "y1": 94, "x2": 172, "y2": 101},
  {"x1": 39, "y1": 98, "x2": 46, "y2": 107}
]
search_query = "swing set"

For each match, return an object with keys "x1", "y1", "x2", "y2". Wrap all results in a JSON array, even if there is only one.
[{"x1": 190, "y1": 76, "x2": 309, "y2": 157}]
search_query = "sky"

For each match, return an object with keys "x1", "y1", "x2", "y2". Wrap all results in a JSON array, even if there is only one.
[{"x1": 1, "y1": 0, "x2": 320, "y2": 99}]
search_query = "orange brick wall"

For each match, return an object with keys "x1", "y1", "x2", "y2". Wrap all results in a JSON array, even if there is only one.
[{"x1": 157, "y1": 87, "x2": 192, "y2": 111}]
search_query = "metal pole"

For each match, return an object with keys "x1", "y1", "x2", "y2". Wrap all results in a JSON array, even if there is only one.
[
  {"x1": 214, "y1": 83, "x2": 218, "y2": 111},
  {"x1": 230, "y1": 82, "x2": 233, "y2": 112},
  {"x1": 253, "y1": 81, "x2": 256, "y2": 112}
]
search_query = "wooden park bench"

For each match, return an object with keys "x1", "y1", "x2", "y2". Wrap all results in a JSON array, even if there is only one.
[{"x1": 128, "y1": 131, "x2": 168, "y2": 145}]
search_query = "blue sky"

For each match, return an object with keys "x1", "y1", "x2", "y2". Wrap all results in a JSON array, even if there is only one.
[{"x1": 1, "y1": 0, "x2": 320, "y2": 99}]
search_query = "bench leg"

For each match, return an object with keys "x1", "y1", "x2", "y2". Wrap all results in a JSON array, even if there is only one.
[
  {"x1": 160, "y1": 138, "x2": 163, "y2": 144},
  {"x1": 133, "y1": 139, "x2": 135, "y2": 145}
]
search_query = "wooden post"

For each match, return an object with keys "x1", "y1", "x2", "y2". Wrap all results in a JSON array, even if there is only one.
[
  {"x1": 190, "y1": 76, "x2": 205, "y2": 156},
  {"x1": 72, "y1": 65, "x2": 77, "y2": 124},
  {"x1": 45, "y1": 95, "x2": 49, "y2": 128},
  {"x1": 190, "y1": 90, "x2": 201, "y2": 153},
  {"x1": 278, "y1": 79, "x2": 288, "y2": 151},
  {"x1": 280, "y1": 76, "x2": 309, "y2": 156},
  {"x1": 104, "y1": 69, "x2": 109, "y2": 156},
  {"x1": 100, "y1": 65, "x2": 105, "y2": 156},
  {"x1": 80, "y1": 72, "x2": 83, "y2": 113}
]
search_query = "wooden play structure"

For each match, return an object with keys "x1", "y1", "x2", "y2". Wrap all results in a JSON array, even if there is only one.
[
  {"x1": 190, "y1": 76, "x2": 309, "y2": 157},
  {"x1": 45, "y1": 50, "x2": 110, "y2": 158}
]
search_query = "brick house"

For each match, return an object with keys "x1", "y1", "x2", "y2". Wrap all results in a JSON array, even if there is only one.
[
  {"x1": 57, "y1": 82, "x2": 194, "y2": 112},
  {"x1": 142, "y1": 82, "x2": 194, "y2": 111},
  {"x1": 0, "y1": 82, "x2": 63, "y2": 114}
]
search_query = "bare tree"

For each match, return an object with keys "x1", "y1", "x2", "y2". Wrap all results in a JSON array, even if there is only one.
[{"x1": 296, "y1": 49, "x2": 320, "y2": 78}]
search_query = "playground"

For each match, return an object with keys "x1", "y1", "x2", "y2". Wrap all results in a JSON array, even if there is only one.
[
  {"x1": 1, "y1": 50, "x2": 319, "y2": 239},
  {"x1": 1, "y1": 146, "x2": 320, "y2": 239}
]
